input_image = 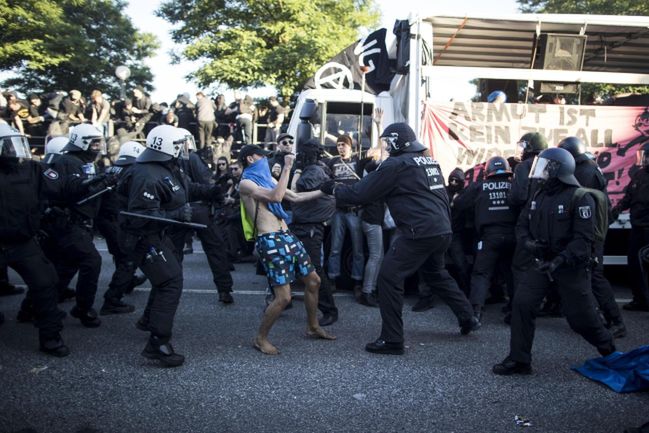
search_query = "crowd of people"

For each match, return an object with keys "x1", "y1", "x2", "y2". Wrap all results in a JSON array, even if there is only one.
[
  {"x1": 0, "y1": 97, "x2": 647, "y2": 373},
  {"x1": 0, "y1": 87, "x2": 288, "y2": 155}
]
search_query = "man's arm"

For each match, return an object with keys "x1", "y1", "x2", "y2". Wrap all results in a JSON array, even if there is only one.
[
  {"x1": 239, "y1": 154, "x2": 295, "y2": 203},
  {"x1": 333, "y1": 160, "x2": 397, "y2": 206},
  {"x1": 284, "y1": 189, "x2": 324, "y2": 203}
]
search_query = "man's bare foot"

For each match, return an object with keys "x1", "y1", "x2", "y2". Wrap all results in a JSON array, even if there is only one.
[
  {"x1": 306, "y1": 327, "x2": 337, "y2": 340},
  {"x1": 253, "y1": 337, "x2": 280, "y2": 355}
]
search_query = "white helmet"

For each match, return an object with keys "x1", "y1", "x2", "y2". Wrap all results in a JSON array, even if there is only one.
[
  {"x1": 45, "y1": 136, "x2": 69, "y2": 155},
  {"x1": 0, "y1": 124, "x2": 31, "y2": 160},
  {"x1": 115, "y1": 140, "x2": 145, "y2": 166},
  {"x1": 177, "y1": 127, "x2": 196, "y2": 158},
  {"x1": 64, "y1": 124, "x2": 105, "y2": 154},
  {"x1": 138, "y1": 125, "x2": 186, "y2": 162}
]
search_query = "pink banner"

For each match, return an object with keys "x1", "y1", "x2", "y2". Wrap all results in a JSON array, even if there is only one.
[{"x1": 420, "y1": 101, "x2": 649, "y2": 205}]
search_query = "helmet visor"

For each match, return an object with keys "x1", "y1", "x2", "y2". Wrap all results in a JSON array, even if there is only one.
[
  {"x1": 530, "y1": 156, "x2": 551, "y2": 180},
  {"x1": 181, "y1": 134, "x2": 195, "y2": 160},
  {"x1": 172, "y1": 137, "x2": 189, "y2": 160},
  {"x1": 0, "y1": 135, "x2": 32, "y2": 159},
  {"x1": 88, "y1": 137, "x2": 107, "y2": 155}
]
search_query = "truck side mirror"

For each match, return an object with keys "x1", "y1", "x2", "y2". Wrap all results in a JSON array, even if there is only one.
[{"x1": 296, "y1": 99, "x2": 318, "y2": 151}]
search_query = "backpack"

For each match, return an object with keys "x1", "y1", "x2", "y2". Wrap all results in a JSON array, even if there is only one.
[{"x1": 570, "y1": 187, "x2": 609, "y2": 243}]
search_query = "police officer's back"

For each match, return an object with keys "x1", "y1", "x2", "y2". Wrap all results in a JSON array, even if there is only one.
[{"x1": 323, "y1": 122, "x2": 478, "y2": 355}]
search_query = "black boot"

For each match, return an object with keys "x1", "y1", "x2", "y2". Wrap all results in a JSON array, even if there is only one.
[
  {"x1": 218, "y1": 291, "x2": 234, "y2": 304},
  {"x1": 39, "y1": 335, "x2": 70, "y2": 357},
  {"x1": 58, "y1": 288, "x2": 75, "y2": 303},
  {"x1": 125, "y1": 274, "x2": 147, "y2": 294},
  {"x1": 142, "y1": 336, "x2": 185, "y2": 367},
  {"x1": 70, "y1": 306, "x2": 101, "y2": 328},
  {"x1": 460, "y1": 316, "x2": 481, "y2": 335},
  {"x1": 492, "y1": 357, "x2": 532, "y2": 375},
  {"x1": 100, "y1": 298, "x2": 136, "y2": 315}
]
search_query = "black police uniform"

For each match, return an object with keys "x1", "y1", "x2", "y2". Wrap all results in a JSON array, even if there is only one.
[
  {"x1": 169, "y1": 152, "x2": 233, "y2": 299},
  {"x1": 334, "y1": 152, "x2": 475, "y2": 345},
  {"x1": 121, "y1": 158, "x2": 217, "y2": 344},
  {"x1": 96, "y1": 158, "x2": 140, "y2": 311},
  {"x1": 613, "y1": 167, "x2": 649, "y2": 308},
  {"x1": 509, "y1": 181, "x2": 614, "y2": 364},
  {"x1": 45, "y1": 150, "x2": 103, "y2": 318},
  {"x1": 0, "y1": 158, "x2": 87, "y2": 353},
  {"x1": 573, "y1": 155, "x2": 625, "y2": 328},
  {"x1": 290, "y1": 161, "x2": 338, "y2": 319},
  {"x1": 457, "y1": 174, "x2": 516, "y2": 314}
]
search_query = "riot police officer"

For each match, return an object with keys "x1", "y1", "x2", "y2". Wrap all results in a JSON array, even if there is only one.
[
  {"x1": 120, "y1": 125, "x2": 220, "y2": 367},
  {"x1": 493, "y1": 148, "x2": 615, "y2": 375},
  {"x1": 168, "y1": 129, "x2": 234, "y2": 304},
  {"x1": 456, "y1": 156, "x2": 516, "y2": 322},
  {"x1": 612, "y1": 142, "x2": 649, "y2": 312},
  {"x1": 321, "y1": 123, "x2": 478, "y2": 355},
  {"x1": 0, "y1": 125, "x2": 94, "y2": 355},
  {"x1": 98, "y1": 141, "x2": 146, "y2": 314},
  {"x1": 559, "y1": 136, "x2": 626, "y2": 337},
  {"x1": 44, "y1": 124, "x2": 109, "y2": 328}
]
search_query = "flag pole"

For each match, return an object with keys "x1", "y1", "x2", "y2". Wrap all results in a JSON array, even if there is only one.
[{"x1": 359, "y1": 65, "x2": 369, "y2": 160}]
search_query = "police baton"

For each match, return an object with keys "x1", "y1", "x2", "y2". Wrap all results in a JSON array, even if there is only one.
[
  {"x1": 76, "y1": 186, "x2": 114, "y2": 206},
  {"x1": 119, "y1": 211, "x2": 208, "y2": 230}
]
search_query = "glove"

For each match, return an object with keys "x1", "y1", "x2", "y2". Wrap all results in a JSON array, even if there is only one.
[
  {"x1": 536, "y1": 255, "x2": 565, "y2": 273},
  {"x1": 85, "y1": 173, "x2": 118, "y2": 195},
  {"x1": 169, "y1": 204, "x2": 193, "y2": 222},
  {"x1": 320, "y1": 180, "x2": 337, "y2": 195},
  {"x1": 524, "y1": 239, "x2": 546, "y2": 256}
]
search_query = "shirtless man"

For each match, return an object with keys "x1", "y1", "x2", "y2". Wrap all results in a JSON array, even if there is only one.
[{"x1": 238, "y1": 145, "x2": 336, "y2": 355}]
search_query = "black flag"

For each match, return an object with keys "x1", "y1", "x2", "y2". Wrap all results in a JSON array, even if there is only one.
[{"x1": 303, "y1": 28, "x2": 394, "y2": 95}]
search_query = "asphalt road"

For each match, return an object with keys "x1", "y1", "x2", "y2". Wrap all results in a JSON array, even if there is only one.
[{"x1": 1, "y1": 240, "x2": 648, "y2": 433}]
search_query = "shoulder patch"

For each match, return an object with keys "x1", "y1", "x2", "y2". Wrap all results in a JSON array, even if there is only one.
[
  {"x1": 578, "y1": 205, "x2": 592, "y2": 219},
  {"x1": 43, "y1": 168, "x2": 59, "y2": 180}
]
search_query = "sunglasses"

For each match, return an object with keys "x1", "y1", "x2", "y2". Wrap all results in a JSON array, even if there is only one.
[
  {"x1": 218, "y1": 163, "x2": 227, "y2": 166},
  {"x1": 230, "y1": 167, "x2": 240, "y2": 171},
  {"x1": 279, "y1": 139, "x2": 294, "y2": 145}
]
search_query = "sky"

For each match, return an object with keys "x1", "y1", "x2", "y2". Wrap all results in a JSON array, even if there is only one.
[{"x1": 125, "y1": 0, "x2": 521, "y2": 103}]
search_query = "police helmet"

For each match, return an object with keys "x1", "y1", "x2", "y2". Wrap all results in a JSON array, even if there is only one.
[
  {"x1": 557, "y1": 136, "x2": 586, "y2": 158},
  {"x1": 636, "y1": 142, "x2": 649, "y2": 169},
  {"x1": 529, "y1": 147, "x2": 580, "y2": 187},
  {"x1": 63, "y1": 124, "x2": 105, "y2": 154},
  {"x1": 485, "y1": 156, "x2": 512, "y2": 178},
  {"x1": 518, "y1": 132, "x2": 548, "y2": 158},
  {"x1": 138, "y1": 125, "x2": 186, "y2": 162},
  {"x1": 0, "y1": 124, "x2": 31, "y2": 160},
  {"x1": 380, "y1": 123, "x2": 427, "y2": 155},
  {"x1": 115, "y1": 141, "x2": 145, "y2": 166},
  {"x1": 45, "y1": 136, "x2": 69, "y2": 156}
]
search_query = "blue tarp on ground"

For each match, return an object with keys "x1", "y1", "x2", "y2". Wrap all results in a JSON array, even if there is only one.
[{"x1": 573, "y1": 345, "x2": 649, "y2": 393}]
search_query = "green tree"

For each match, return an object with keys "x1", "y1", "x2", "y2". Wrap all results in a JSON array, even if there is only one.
[
  {"x1": 1, "y1": 0, "x2": 159, "y2": 98},
  {"x1": 157, "y1": 0, "x2": 379, "y2": 99}
]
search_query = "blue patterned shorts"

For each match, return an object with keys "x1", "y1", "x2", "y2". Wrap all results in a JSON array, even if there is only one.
[{"x1": 255, "y1": 231, "x2": 315, "y2": 287}]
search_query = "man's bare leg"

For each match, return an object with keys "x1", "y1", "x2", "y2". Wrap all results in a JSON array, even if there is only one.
[
  {"x1": 255, "y1": 284, "x2": 291, "y2": 355},
  {"x1": 302, "y1": 271, "x2": 336, "y2": 340}
]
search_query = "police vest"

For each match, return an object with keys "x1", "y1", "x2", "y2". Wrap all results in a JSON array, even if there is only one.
[{"x1": 474, "y1": 178, "x2": 516, "y2": 232}]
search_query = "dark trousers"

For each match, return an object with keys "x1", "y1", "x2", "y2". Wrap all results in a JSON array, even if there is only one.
[
  {"x1": 198, "y1": 120, "x2": 214, "y2": 149},
  {"x1": 512, "y1": 240, "x2": 534, "y2": 296},
  {"x1": 445, "y1": 233, "x2": 471, "y2": 296},
  {"x1": 137, "y1": 235, "x2": 183, "y2": 341},
  {"x1": 95, "y1": 217, "x2": 137, "y2": 303},
  {"x1": 377, "y1": 233, "x2": 473, "y2": 344},
  {"x1": 169, "y1": 223, "x2": 233, "y2": 294},
  {"x1": 470, "y1": 230, "x2": 515, "y2": 308},
  {"x1": 628, "y1": 226, "x2": 649, "y2": 305},
  {"x1": 47, "y1": 224, "x2": 101, "y2": 311},
  {"x1": 1, "y1": 239, "x2": 63, "y2": 340},
  {"x1": 591, "y1": 242, "x2": 623, "y2": 324},
  {"x1": 509, "y1": 266, "x2": 613, "y2": 364},
  {"x1": 291, "y1": 222, "x2": 338, "y2": 317}
]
